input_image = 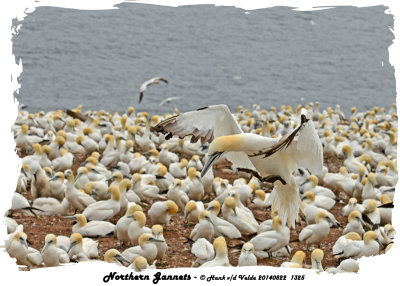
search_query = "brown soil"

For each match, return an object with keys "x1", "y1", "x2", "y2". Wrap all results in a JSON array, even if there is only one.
[{"x1": 7, "y1": 153, "x2": 386, "y2": 271}]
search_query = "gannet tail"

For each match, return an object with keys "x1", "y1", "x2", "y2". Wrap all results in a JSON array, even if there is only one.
[{"x1": 267, "y1": 181, "x2": 302, "y2": 228}]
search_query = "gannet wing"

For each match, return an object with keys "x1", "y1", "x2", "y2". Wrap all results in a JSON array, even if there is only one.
[
  {"x1": 299, "y1": 227, "x2": 313, "y2": 241},
  {"x1": 153, "y1": 104, "x2": 243, "y2": 144},
  {"x1": 283, "y1": 109, "x2": 323, "y2": 174},
  {"x1": 191, "y1": 238, "x2": 214, "y2": 260}
]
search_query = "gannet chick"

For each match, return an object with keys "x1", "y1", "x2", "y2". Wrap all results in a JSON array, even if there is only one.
[
  {"x1": 122, "y1": 233, "x2": 163, "y2": 264},
  {"x1": 249, "y1": 216, "x2": 290, "y2": 257},
  {"x1": 82, "y1": 185, "x2": 121, "y2": 221},
  {"x1": 252, "y1": 189, "x2": 271, "y2": 208},
  {"x1": 280, "y1": 250, "x2": 306, "y2": 268},
  {"x1": 169, "y1": 158, "x2": 188, "y2": 179},
  {"x1": 299, "y1": 210, "x2": 335, "y2": 251},
  {"x1": 311, "y1": 249, "x2": 324, "y2": 271},
  {"x1": 342, "y1": 197, "x2": 365, "y2": 216},
  {"x1": 64, "y1": 169, "x2": 95, "y2": 213},
  {"x1": 199, "y1": 236, "x2": 230, "y2": 267},
  {"x1": 238, "y1": 242, "x2": 257, "y2": 266},
  {"x1": 104, "y1": 249, "x2": 131, "y2": 266},
  {"x1": 5, "y1": 232, "x2": 43, "y2": 267},
  {"x1": 302, "y1": 191, "x2": 335, "y2": 210},
  {"x1": 41, "y1": 234, "x2": 70, "y2": 267},
  {"x1": 222, "y1": 197, "x2": 257, "y2": 235},
  {"x1": 343, "y1": 211, "x2": 365, "y2": 237},
  {"x1": 128, "y1": 211, "x2": 151, "y2": 245},
  {"x1": 152, "y1": 225, "x2": 168, "y2": 263},
  {"x1": 167, "y1": 179, "x2": 189, "y2": 211},
  {"x1": 191, "y1": 238, "x2": 214, "y2": 266},
  {"x1": 148, "y1": 200, "x2": 178, "y2": 227},
  {"x1": 184, "y1": 200, "x2": 205, "y2": 224},
  {"x1": 190, "y1": 210, "x2": 214, "y2": 242},
  {"x1": 207, "y1": 200, "x2": 241, "y2": 239},
  {"x1": 116, "y1": 204, "x2": 143, "y2": 245},
  {"x1": 72, "y1": 214, "x2": 115, "y2": 237}
]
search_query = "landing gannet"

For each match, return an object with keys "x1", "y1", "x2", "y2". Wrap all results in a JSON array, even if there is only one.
[
  {"x1": 199, "y1": 236, "x2": 230, "y2": 268},
  {"x1": 139, "y1": 77, "x2": 168, "y2": 103},
  {"x1": 41, "y1": 234, "x2": 70, "y2": 267},
  {"x1": 154, "y1": 104, "x2": 323, "y2": 227},
  {"x1": 72, "y1": 214, "x2": 115, "y2": 237},
  {"x1": 238, "y1": 242, "x2": 257, "y2": 266}
]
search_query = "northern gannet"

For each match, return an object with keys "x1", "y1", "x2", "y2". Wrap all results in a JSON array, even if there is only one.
[{"x1": 139, "y1": 77, "x2": 168, "y2": 103}]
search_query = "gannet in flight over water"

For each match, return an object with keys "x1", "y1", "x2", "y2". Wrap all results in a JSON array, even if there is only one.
[
  {"x1": 154, "y1": 104, "x2": 323, "y2": 227},
  {"x1": 139, "y1": 77, "x2": 168, "y2": 103}
]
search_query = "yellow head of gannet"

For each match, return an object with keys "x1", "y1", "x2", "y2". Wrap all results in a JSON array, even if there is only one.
[
  {"x1": 207, "y1": 200, "x2": 221, "y2": 215},
  {"x1": 132, "y1": 173, "x2": 141, "y2": 183},
  {"x1": 64, "y1": 169, "x2": 75, "y2": 182},
  {"x1": 86, "y1": 156, "x2": 98, "y2": 166},
  {"x1": 132, "y1": 256, "x2": 148, "y2": 271},
  {"x1": 291, "y1": 250, "x2": 306, "y2": 266},
  {"x1": 184, "y1": 201, "x2": 198, "y2": 219},
  {"x1": 241, "y1": 242, "x2": 255, "y2": 257},
  {"x1": 365, "y1": 200, "x2": 377, "y2": 213},
  {"x1": 348, "y1": 211, "x2": 365, "y2": 225},
  {"x1": 255, "y1": 189, "x2": 266, "y2": 201},
  {"x1": 119, "y1": 178, "x2": 132, "y2": 192},
  {"x1": 315, "y1": 210, "x2": 331, "y2": 224},
  {"x1": 223, "y1": 196, "x2": 237, "y2": 215},
  {"x1": 339, "y1": 166, "x2": 348, "y2": 175},
  {"x1": 109, "y1": 186, "x2": 121, "y2": 201},
  {"x1": 125, "y1": 204, "x2": 143, "y2": 216},
  {"x1": 68, "y1": 233, "x2": 83, "y2": 253},
  {"x1": 130, "y1": 211, "x2": 146, "y2": 227},
  {"x1": 271, "y1": 216, "x2": 283, "y2": 231},
  {"x1": 367, "y1": 173, "x2": 376, "y2": 184},
  {"x1": 198, "y1": 210, "x2": 213, "y2": 224},
  {"x1": 380, "y1": 194, "x2": 392, "y2": 205},
  {"x1": 308, "y1": 175, "x2": 319, "y2": 187},
  {"x1": 74, "y1": 214, "x2": 88, "y2": 227},
  {"x1": 158, "y1": 164, "x2": 168, "y2": 177},
  {"x1": 180, "y1": 158, "x2": 188, "y2": 168},
  {"x1": 42, "y1": 233, "x2": 57, "y2": 253},
  {"x1": 311, "y1": 248, "x2": 324, "y2": 270},
  {"x1": 104, "y1": 249, "x2": 131, "y2": 266},
  {"x1": 342, "y1": 145, "x2": 353, "y2": 158},
  {"x1": 13, "y1": 232, "x2": 29, "y2": 249},
  {"x1": 152, "y1": 224, "x2": 164, "y2": 238},
  {"x1": 213, "y1": 236, "x2": 227, "y2": 256},
  {"x1": 188, "y1": 167, "x2": 197, "y2": 179},
  {"x1": 363, "y1": 231, "x2": 379, "y2": 244},
  {"x1": 165, "y1": 200, "x2": 179, "y2": 215},
  {"x1": 302, "y1": 191, "x2": 316, "y2": 203},
  {"x1": 110, "y1": 171, "x2": 123, "y2": 183}
]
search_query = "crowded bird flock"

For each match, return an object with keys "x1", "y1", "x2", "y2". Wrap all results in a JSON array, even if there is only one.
[{"x1": 4, "y1": 102, "x2": 397, "y2": 273}]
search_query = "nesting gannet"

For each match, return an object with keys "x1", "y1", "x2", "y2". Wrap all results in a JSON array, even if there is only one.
[
  {"x1": 71, "y1": 214, "x2": 115, "y2": 237},
  {"x1": 130, "y1": 256, "x2": 154, "y2": 271},
  {"x1": 280, "y1": 250, "x2": 306, "y2": 268},
  {"x1": 361, "y1": 173, "x2": 380, "y2": 200},
  {"x1": 139, "y1": 77, "x2": 168, "y2": 103},
  {"x1": 222, "y1": 197, "x2": 258, "y2": 235},
  {"x1": 5, "y1": 232, "x2": 43, "y2": 267},
  {"x1": 132, "y1": 173, "x2": 165, "y2": 203},
  {"x1": 206, "y1": 200, "x2": 241, "y2": 238},
  {"x1": 238, "y1": 242, "x2": 257, "y2": 266},
  {"x1": 249, "y1": 216, "x2": 290, "y2": 257},
  {"x1": 343, "y1": 210, "x2": 365, "y2": 237},
  {"x1": 190, "y1": 210, "x2": 214, "y2": 242},
  {"x1": 151, "y1": 225, "x2": 168, "y2": 263},
  {"x1": 378, "y1": 194, "x2": 393, "y2": 225},
  {"x1": 191, "y1": 238, "x2": 214, "y2": 266},
  {"x1": 302, "y1": 191, "x2": 335, "y2": 210},
  {"x1": 335, "y1": 231, "x2": 381, "y2": 259},
  {"x1": 332, "y1": 232, "x2": 362, "y2": 259},
  {"x1": 311, "y1": 249, "x2": 324, "y2": 271},
  {"x1": 169, "y1": 158, "x2": 188, "y2": 179},
  {"x1": 6, "y1": 217, "x2": 19, "y2": 234},
  {"x1": 154, "y1": 104, "x2": 323, "y2": 227},
  {"x1": 167, "y1": 179, "x2": 190, "y2": 211},
  {"x1": 199, "y1": 236, "x2": 230, "y2": 267},
  {"x1": 299, "y1": 211, "x2": 335, "y2": 251},
  {"x1": 159, "y1": 143, "x2": 179, "y2": 167},
  {"x1": 82, "y1": 185, "x2": 121, "y2": 221},
  {"x1": 52, "y1": 148, "x2": 73, "y2": 172},
  {"x1": 300, "y1": 175, "x2": 335, "y2": 199},
  {"x1": 64, "y1": 169, "x2": 96, "y2": 212},
  {"x1": 32, "y1": 197, "x2": 69, "y2": 216},
  {"x1": 185, "y1": 167, "x2": 205, "y2": 201},
  {"x1": 122, "y1": 233, "x2": 163, "y2": 264},
  {"x1": 67, "y1": 233, "x2": 89, "y2": 261},
  {"x1": 184, "y1": 200, "x2": 204, "y2": 224},
  {"x1": 301, "y1": 202, "x2": 339, "y2": 227},
  {"x1": 115, "y1": 204, "x2": 143, "y2": 245},
  {"x1": 128, "y1": 211, "x2": 151, "y2": 245},
  {"x1": 342, "y1": 197, "x2": 365, "y2": 217},
  {"x1": 326, "y1": 258, "x2": 359, "y2": 274},
  {"x1": 252, "y1": 189, "x2": 271, "y2": 208},
  {"x1": 41, "y1": 234, "x2": 70, "y2": 267},
  {"x1": 148, "y1": 200, "x2": 178, "y2": 227},
  {"x1": 104, "y1": 249, "x2": 131, "y2": 266},
  {"x1": 84, "y1": 181, "x2": 109, "y2": 201},
  {"x1": 362, "y1": 199, "x2": 381, "y2": 227}
]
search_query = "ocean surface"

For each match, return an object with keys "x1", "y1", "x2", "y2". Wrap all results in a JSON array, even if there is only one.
[{"x1": 12, "y1": 3, "x2": 396, "y2": 116}]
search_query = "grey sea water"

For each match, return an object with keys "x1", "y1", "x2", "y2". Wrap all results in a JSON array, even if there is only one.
[{"x1": 12, "y1": 3, "x2": 396, "y2": 116}]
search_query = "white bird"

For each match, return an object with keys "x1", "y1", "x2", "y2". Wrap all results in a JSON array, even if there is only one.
[
  {"x1": 64, "y1": 169, "x2": 96, "y2": 213},
  {"x1": 326, "y1": 258, "x2": 359, "y2": 274},
  {"x1": 167, "y1": 179, "x2": 189, "y2": 211},
  {"x1": 32, "y1": 197, "x2": 69, "y2": 216},
  {"x1": 190, "y1": 210, "x2": 214, "y2": 242},
  {"x1": 249, "y1": 216, "x2": 290, "y2": 257},
  {"x1": 71, "y1": 214, "x2": 115, "y2": 237},
  {"x1": 191, "y1": 238, "x2": 214, "y2": 266},
  {"x1": 342, "y1": 210, "x2": 365, "y2": 237},
  {"x1": 311, "y1": 249, "x2": 324, "y2": 271},
  {"x1": 199, "y1": 236, "x2": 230, "y2": 267},
  {"x1": 222, "y1": 197, "x2": 258, "y2": 235},
  {"x1": 184, "y1": 200, "x2": 204, "y2": 224},
  {"x1": 280, "y1": 250, "x2": 306, "y2": 268},
  {"x1": 334, "y1": 231, "x2": 380, "y2": 259},
  {"x1": 302, "y1": 191, "x2": 335, "y2": 210},
  {"x1": 148, "y1": 200, "x2": 178, "y2": 227},
  {"x1": 332, "y1": 232, "x2": 362, "y2": 259},
  {"x1": 5, "y1": 231, "x2": 43, "y2": 268},
  {"x1": 139, "y1": 77, "x2": 168, "y2": 103},
  {"x1": 238, "y1": 242, "x2": 257, "y2": 266},
  {"x1": 299, "y1": 210, "x2": 335, "y2": 251},
  {"x1": 342, "y1": 197, "x2": 365, "y2": 217},
  {"x1": 159, "y1": 96, "x2": 180, "y2": 106},
  {"x1": 82, "y1": 185, "x2": 121, "y2": 221},
  {"x1": 206, "y1": 200, "x2": 242, "y2": 239},
  {"x1": 115, "y1": 204, "x2": 143, "y2": 245},
  {"x1": 151, "y1": 224, "x2": 168, "y2": 263},
  {"x1": 103, "y1": 249, "x2": 131, "y2": 266},
  {"x1": 127, "y1": 211, "x2": 151, "y2": 245},
  {"x1": 154, "y1": 104, "x2": 323, "y2": 227},
  {"x1": 41, "y1": 234, "x2": 70, "y2": 267},
  {"x1": 122, "y1": 233, "x2": 163, "y2": 264}
]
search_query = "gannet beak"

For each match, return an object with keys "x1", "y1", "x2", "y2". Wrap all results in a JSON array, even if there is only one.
[
  {"x1": 20, "y1": 237, "x2": 28, "y2": 249},
  {"x1": 149, "y1": 237, "x2": 164, "y2": 243},
  {"x1": 201, "y1": 151, "x2": 223, "y2": 177},
  {"x1": 300, "y1": 179, "x2": 309, "y2": 186},
  {"x1": 42, "y1": 241, "x2": 51, "y2": 253},
  {"x1": 206, "y1": 217, "x2": 214, "y2": 225},
  {"x1": 357, "y1": 217, "x2": 366, "y2": 226},
  {"x1": 67, "y1": 241, "x2": 77, "y2": 253},
  {"x1": 49, "y1": 176, "x2": 58, "y2": 182},
  {"x1": 76, "y1": 172, "x2": 82, "y2": 180},
  {"x1": 233, "y1": 207, "x2": 237, "y2": 216},
  {"x1": 91, "y1": 190, "x2": 98, "y2": 197},
  {"x1": 21, "y1": 167, "x2": 28, "y2": 177},
  {"x1": 195, "y1": 175, "x2": 202, "y2": 183},
  {"x1": 115, "y1": 254, "x2": 131, "y2": 266}
]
